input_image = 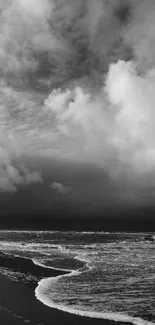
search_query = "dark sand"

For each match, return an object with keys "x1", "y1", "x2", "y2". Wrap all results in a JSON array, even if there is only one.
[{"x1": 0, "y1": 252, "x2": 133, "y2": 325}]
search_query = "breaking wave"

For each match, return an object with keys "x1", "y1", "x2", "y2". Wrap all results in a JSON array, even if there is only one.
[
  {"x1": 35, "y1": 266, "x2": 155, "y2": 325},
  {"x1": 0, "y1": 230, "x2": 154, "y2": 325}
]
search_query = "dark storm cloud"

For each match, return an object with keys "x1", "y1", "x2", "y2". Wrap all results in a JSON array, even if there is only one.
[{"x1": 47, "y1": 0, "x2": 133, "y2": 83}]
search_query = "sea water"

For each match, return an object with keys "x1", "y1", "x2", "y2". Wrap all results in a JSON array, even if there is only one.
[{"x1": 0, "y1": 230, "x2": 154, "y2": 325}]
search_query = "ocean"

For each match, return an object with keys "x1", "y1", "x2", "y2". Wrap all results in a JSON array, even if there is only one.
[{"x1": 0, "y1": 230, "x2": 154, "y2": 325}]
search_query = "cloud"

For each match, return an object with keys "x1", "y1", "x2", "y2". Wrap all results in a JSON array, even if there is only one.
[
  {"x1": 43, "y1": 58, "x2": 155, "y2": 184},
  {"x1": 50, "y1": 182, "x2": 71, "y2": 194},
  {"x1": 17, "y1": 0, "x2": 52, "y2": 18},
  {"x1": 123, "y1": 0, "x2": 155, "y2": 71},
  {"x1": 0, "y1": 0, "x2": 62, "y2": 84},
  {"x1": 0, "y1": 80, "x2": 44, "y2": 192},
  {"x1": 1, "y1": 0, "x2": 155, "y2": 199},
  {"x1": 0, "y1": 147, "x2": 43, "y2": 192},
  {"x1": 0, "y1": 0, "x2": 133, "y2": 87}
]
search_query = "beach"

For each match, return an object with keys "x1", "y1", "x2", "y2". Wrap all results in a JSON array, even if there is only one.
[{"x1": 0, "y1": 252, "x2": 133, "y2": 325}]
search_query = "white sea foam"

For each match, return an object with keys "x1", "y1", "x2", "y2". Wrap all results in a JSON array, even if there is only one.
[
  {"x1": 35, "y1": 274, "x2": 155, "y2": 325},
  {"x1": 35, "y1": 252, "x2": 155, "y2": 325},
  {"x1": 32, "y1": 258, "x2": 74, "y2": 273}
]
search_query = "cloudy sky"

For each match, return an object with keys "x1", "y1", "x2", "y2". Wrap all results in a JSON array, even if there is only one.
[{"x1": 0, "y1": 0, "x2": 155, "y2": 228}]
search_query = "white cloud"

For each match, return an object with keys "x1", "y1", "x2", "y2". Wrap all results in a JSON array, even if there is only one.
[
  {"x1": 49, "y1": 182, "x2": 71, "y2": 194},
  {"x1": 17, "y1": 0, "x2": 52, "y2": 18},
  {"x1": 43, "y1": 58, "x2": 155, "y2": 184},
  {"x1": 0, "y1": 147, "x2": 43, "y2": 192}
]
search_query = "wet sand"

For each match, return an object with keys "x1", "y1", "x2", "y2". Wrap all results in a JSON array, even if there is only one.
[{"x1": 0, "y1": 252, "x2": 133, "y2": 325}]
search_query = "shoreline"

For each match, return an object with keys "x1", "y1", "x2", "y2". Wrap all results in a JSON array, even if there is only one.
[
  {"x1": 0, "y1": 251, "x2": 147, "y2": 325},
  {"x1": 0, "y1": 272, "x2": 133, "y2": 325}
]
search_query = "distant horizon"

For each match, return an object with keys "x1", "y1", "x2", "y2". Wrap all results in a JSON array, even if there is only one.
[{"x1": 0, "y1": 214, "x2": 154, "y2": 232}]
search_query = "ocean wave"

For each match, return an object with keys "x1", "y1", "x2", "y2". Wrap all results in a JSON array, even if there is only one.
[
  {"x1": 35, "y1": 274, "x2": 155, "y2": 325},
  {"x1": 32, "y1": 258, "x2": 74, "y2": 273},
  {"x1": 35, "y1": 251, "x2": 155, "y2": 325},
  {"x1": 0, "y1": 231, "x2": 155, "y2": 325}
]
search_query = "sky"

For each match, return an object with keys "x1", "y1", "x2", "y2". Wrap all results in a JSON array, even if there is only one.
[{"x1": 0, "y1": 0, "x2": 155, "y2": 229}]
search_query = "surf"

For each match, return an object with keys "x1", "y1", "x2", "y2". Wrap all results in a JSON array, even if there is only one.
[{"x1": 35, "y1": 265, "x2": 155, "y2": 325}]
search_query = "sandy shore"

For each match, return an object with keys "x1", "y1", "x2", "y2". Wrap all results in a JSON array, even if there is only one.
[{"x1": 0, "y1": 252, "x2": 133, "y2": 325}]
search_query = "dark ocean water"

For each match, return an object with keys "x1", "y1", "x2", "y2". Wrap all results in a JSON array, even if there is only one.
[{"x1": 0, "y1": 230, "x2": 154, "y2": 325}]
